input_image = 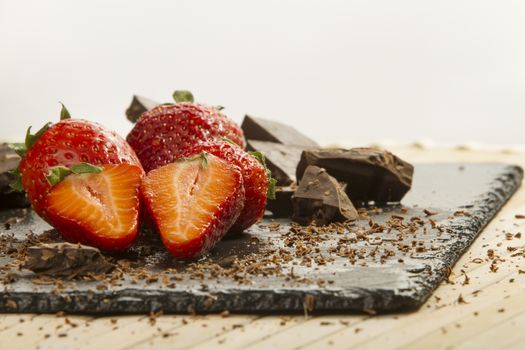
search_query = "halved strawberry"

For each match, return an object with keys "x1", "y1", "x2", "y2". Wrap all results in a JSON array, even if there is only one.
[
  {"x1": 140, "y1": 153, "x2": 244, "y2": 259},
  {"x1": 46, "y1": 164, "x2": 143, "y2": 252}
]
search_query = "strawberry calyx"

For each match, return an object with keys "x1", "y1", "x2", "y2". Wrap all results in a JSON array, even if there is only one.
[
  {"x1": 9, "y1": 103, "x2": 72, "y2": 192},
  {"x1": 171, "y1": 90, "x2": 224, "y2": 111},
  {"x1": 178, "y1": 151, "x2": 209, "y2": 169},
  {"x1": 46, "y1": 162, "x2": 103, "y2": 186},
  {"x1": 248, "y1": 150, "x2": 277, "y2": 200},
  {"x1": 220, "y1": 136, "x2": 241, "y2": 148},
  {"x1": 59, "y1": 102, "x2": 71, "y2": 120}
]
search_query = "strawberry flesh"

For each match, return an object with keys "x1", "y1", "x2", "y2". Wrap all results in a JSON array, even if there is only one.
[
  {"x1": 46, "y1": 164, "x2": 143, "y2": 252},
  {"x1": 141, "y1": 154, "x2": 244, "y2": 259}
]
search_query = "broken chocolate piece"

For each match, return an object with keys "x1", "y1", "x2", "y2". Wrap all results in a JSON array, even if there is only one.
[
  {"x1": 296, "y1": 148, "x2": 414, "y2": 205},
  {"x1": 292, "y1": 166, "x2": 357, "y2": 226},
  {"x1": 23, "y1": 243, "x2": 114, "y2": 279},
  {"x1": 126, "y1": 95, "x2": 159, "y2": 123},
  {"x1": 266, "y1": 185, "x2": 296, "y2": 218},
  {"x1": 247, "y1": 140, "x2": 305, "y2": 186},
  {"x1": 241, "y1": 115, "x2": 319, "y2": 148},
  {"x1": 0, "y1": 144, "x2": 29, "y2": 208}
]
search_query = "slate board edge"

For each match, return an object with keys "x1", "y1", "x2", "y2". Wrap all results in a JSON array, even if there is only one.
[
  {"x1": 0, "y1": 165, "x2": 522, "y2": 315},
  {"x1": 405, "y1": 164, "x2": 523, "y2": 310}
]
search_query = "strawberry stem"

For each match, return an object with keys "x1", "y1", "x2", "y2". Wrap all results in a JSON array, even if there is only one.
[{"x1": 172, "y1": 90, "x2": 194, "y2": 103}]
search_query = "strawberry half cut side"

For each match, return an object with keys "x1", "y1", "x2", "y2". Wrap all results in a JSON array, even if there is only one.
[
  {"x1": 141, "y1": 153, "x2": 245, "y2": 259},
  {"x1": 46, "y1": 164, "x2": 143, "y2": 252}
]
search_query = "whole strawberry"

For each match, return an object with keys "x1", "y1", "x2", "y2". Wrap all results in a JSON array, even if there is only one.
[
  {"x1": 12, "y1": 105, "x2": 144, "y2": 252},
  {"x1": 126, "y1": 90, "x2": 245, "y2": 172},
  {"x1": 181, "y1": 140, "x2": 276, "y2": 232}
]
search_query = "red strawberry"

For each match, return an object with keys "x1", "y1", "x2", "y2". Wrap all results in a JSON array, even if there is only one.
[
  {"x1": 140, "y1": 152, "x2": 245, "y2": 259},
  {"x1": 12, "y1": 104, "x2": 144, "y2": 251},
  {"x1": 47, "y1": 164, "x2": 143, "y2": 252},
  {"x1": 126, "y1": 90, "x2": 245, "y2": 173},
  {"x1": 181, "y1": 140, "x2": 276, "y2": 232}
]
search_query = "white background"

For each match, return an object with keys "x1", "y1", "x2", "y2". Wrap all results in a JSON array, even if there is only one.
[{"x1": 1, "y1": 0, "x2": 524, "y2": 148}]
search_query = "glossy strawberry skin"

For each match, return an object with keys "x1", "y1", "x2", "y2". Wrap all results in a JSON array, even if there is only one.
[
  {"x1": 181, "y1": 141, "x2": 269, "y2": 232},
  {"x1": 140, "y1": 155, "x2": 245, "y2": 259},
  {"x1": 126, "y1": 103, "x2": 246, "y2": 173},
  {"x1": 46, "y1": 164, "x2": 144, "y2": 252},
  {"x1": 19, "y1": 119, "x2": 143, "y2": 219}
]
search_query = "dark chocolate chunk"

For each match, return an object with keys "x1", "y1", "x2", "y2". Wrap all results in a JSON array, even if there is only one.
[
  {"x1": 241, "y1": 115, "x2": 319, "y2": 147},
  {"x1": 22, "y1": 243, "x2": 115, "y2": 279},
  {"x1": 0, "y1": 144, "x2": 28, "y2": 208},
  {"x1": 126, "y1": 95, "x2": 159, "y2": 123},
  {"x1": 292, "y1": 166, "x2": 357, "y2": 226},
  {"x1": 266, "y1": 185, "x2": 295, "y2": 218},
  {"x1": 247, "y1": 140, "x2": 305, "y2": 186},
  {"x1": 296, "y1": 148, "x2": 414, "y2": 204}
]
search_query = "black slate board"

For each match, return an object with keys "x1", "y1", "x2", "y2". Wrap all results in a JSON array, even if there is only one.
[{"x1": 0, "y1": 163, "x2": 521, "y2": 314}]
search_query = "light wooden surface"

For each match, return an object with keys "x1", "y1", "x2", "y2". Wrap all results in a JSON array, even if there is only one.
[{"x1": 2, "y1": 146, "x2": 525, "y2": 350}]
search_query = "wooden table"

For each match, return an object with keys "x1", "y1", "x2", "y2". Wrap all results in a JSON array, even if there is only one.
[{"x1": 2, "y1": 146, "x2": 525, "y2": 350}]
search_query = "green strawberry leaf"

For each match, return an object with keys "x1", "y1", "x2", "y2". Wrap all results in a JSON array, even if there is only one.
[
  {"x1": 46, "y1": 163, "x2": 103, "y2": 186},
  {"x1": 267, "y1": 178, "x2": 277, "y2": 200},
  {"x1": 9, "y1": 168, "x2": 24, "y2": 193},
  {"x1": 179, "y1": 151, "x2": 209, "y2": 169},
  {"x1": 249, "y1": 150, "x2": 277, "y2": 200},
  {"x1": 220, "y1": 137, "x2": 241, "y2": 148},
  {"x1": 215, "y1": 105, "x2": 225, "y2": 111},
  {"x1": 46, "y1": 166, "x2": 73, "y2": 186},
  {"x1": 70, "y1": 162, "x2": 103, "y2": 174},
  {"x1": 59, "y1": 102, "x2": 71, "y2": 120},
  {"x1": 25, "y1": 122, "x2": 51, "y2": 150},
  {"x1": 172, "y1": 90, "x2": 194, "y2": 103},
  {"x1": 10, "y1": 143, "x2": 26, "y2": 158}
]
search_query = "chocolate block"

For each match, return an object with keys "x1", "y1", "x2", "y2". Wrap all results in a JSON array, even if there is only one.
[
  {"x1": 247, "y1": 140, "x2": 304, "y2": 186},
  {"x1": 241, "y1": 115, "x2": 319, "y2": 147},
  {"x1": 266, "y1": 185, "x2": 295, "y2": 218},
  {"x1": 292, "y1": 166, "x2": 357, "y2": 226},
  {"x1": 23, "y1": 243, "x2": 115, "y2": 279},
  {"x1": 0, "y1": 144, "x2": 28, "y2": 208},
  {"x1": 126, "y1": 95, "x2": 159, "y2": 123},
  {"x1": 296, "y1": 148, "x2": 414, "y2": 204}
]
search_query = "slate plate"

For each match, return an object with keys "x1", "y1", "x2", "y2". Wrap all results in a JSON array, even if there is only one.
[{"x1": 0, "y1": 163, "x2": 521, "y2": 314}]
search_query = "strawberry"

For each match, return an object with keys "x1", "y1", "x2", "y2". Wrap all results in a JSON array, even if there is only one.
[
  {"x1": 47, "y1": 164, "x2": 143, "y2": 252},
  {"x1": 12, "y1": 104, "x2": 144, "y2": 251},
  {"x1": 126, "y1": 90, "x2": 245, "y2": 173},
  {"x1": 140, "y1": 152, "x2": 245, "y2": 259},
  {"x1": 181, "y1": 140, "x2": 276, "y2": 232}
]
